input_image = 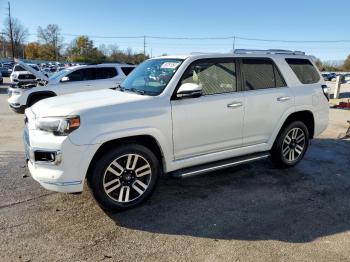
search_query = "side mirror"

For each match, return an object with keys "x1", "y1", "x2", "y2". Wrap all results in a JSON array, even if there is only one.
[
  {"x1": 61, "y1": 76, "x2": 69, "y2": 82},
  {"x1": 177, "y1": 83, "x2": 202, "y2": 99}
]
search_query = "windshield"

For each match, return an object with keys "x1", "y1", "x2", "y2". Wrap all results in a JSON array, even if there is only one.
[
  {"x1": 49, "y1": 69, "x2": 69, "y2": 81},
  {"x1": 121, "y1": 58, "x2": 183, "y2": 95}
]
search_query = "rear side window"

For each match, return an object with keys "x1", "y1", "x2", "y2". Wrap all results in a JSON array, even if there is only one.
[
  {"x1": 285, "y1": 58, "x2": 320, "y2": 84},
  {"x1": 180, "y1": 58, "x2": 237, "y2": 95},
  {"x1": 242, "y1": 58, "x2": 286, "y2": 90},
  {"x1": 121, "y1": 67, "x2": 135, "y2": 76},
  {"x1": 95, "y1": 67, "x2": 117, "y2": 79}
]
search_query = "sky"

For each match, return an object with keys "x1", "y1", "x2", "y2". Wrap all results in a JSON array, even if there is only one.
[{"x1": 0, "y1": 0, "x2": 350, "y2": 61}]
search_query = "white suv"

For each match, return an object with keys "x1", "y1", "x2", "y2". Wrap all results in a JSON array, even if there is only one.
[
  {"x1": 10, "y1": 63, "x2": 40, "y2": 84},
  {"x1": 8, "y1": 61, "x2": 135, "y2": 113},
  {"x1": 23, "y1": 50, "x2": 329, "y2": 211}
]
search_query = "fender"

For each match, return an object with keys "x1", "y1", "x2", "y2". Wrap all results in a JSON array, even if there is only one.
[{"x1": 70, "y1": 126, "x2": 173, "y2": 173}]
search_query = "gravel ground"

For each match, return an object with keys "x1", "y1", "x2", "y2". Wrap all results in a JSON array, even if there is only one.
[{"x1": 1, "y1": 78, "x2": 350, "y2": 261}]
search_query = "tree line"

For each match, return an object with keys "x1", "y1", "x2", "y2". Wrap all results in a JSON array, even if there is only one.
[
  {"x1": 1, "y1": 18, "x2": 148, "y2": 64},
  {"x1": 1, "y1": 16, "x2": 350, "y2": 69}
]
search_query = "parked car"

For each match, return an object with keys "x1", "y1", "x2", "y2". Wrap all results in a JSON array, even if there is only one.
[
  {"x1": 322, "y1": 72, "x2": 336, "y2": 81},
  {"x1": 23, "y1": 50, "x2": 329, "y2": 211},
  {"x1": 0, "y1": 71, "x2": 3, "y2": 84},
  {"x1": 0, "y1": 63, "x2": 12, "y2": 77},
  {"x1": 10, "y1": 63, "x2": 40, "y2": 85},
  {"x1": 8, "y1": 61, "x2": 136, "y2": 113}
]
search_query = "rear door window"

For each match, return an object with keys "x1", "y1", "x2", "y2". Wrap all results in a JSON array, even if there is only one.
[
  {"x1": 121, "y1": 67, "x2": 135, "y2": 76},
  {"x1": 285, "y1": 58, "x2": 320, "y2": 84},
  {"x1": 242, "y1": 58, "x2": 286, "y2": 90},
  {"x1": 95, "y1": 67, "x2": 117, "y2": 79}
]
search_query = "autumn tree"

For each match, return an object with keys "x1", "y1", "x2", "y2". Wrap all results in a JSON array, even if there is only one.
[
  {"x1": 343, "y1": 55, "x2": 350, "y2": 71},
  {"x1": 66, "y1": 36, "x2": 105, "y2": 63},
  {"x1": 37, "y1": 24, "x2": 63, "y2": 60},
  {"x1": 25, "y1": 42, "x2": 41, "y2": 59}
]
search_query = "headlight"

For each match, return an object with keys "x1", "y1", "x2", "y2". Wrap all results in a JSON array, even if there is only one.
[{"x1": 35, "y1": 116, "x2": 80, "y2": 136}]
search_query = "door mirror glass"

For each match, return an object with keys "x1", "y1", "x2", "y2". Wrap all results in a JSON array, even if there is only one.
[
  {"x1": 177, "y1": 83, "x2": 202, "y2": 98},
  {"x1": 61, "y1": 76, "x2": 69, "y2": 82}
]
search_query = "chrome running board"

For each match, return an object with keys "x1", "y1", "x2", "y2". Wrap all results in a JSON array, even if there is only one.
[{"x1": 170, "y1": 152, "x2": 270, "y2": 178}]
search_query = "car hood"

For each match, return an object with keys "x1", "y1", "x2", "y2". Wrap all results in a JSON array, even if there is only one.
[
  {"x1": 31, "y1": 89, "x2": 151, "y2": 117},
  {"x1": 14, "y1": 59, "x2": 48, "y2": 81}
]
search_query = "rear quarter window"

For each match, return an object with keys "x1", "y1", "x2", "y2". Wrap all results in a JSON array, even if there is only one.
[
  {"x1": 121, "y1": 67, "x2": 135, "y2": 76},
  {"x1": 285, "y1": 58, "x2": 320, "y2": 84}
]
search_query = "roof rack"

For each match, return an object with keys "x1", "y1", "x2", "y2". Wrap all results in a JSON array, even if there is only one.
[{"x1": 234, "y1": 49, "x2": 305, "y2": 55}]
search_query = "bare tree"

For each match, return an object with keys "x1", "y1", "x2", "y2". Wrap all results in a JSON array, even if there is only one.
[
  {"x1": 37, "y1": 24, "x2": 63, "y2": 60},
  {"x1": 3, "y1": 17, "x2": 28, "y2": 58}
]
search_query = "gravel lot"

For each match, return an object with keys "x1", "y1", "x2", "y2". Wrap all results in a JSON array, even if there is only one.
[{"x1": 1, "y1": 77, "x2": 350, "y2": 261}]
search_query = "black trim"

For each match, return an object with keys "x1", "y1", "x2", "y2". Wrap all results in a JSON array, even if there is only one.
[{"x1": 26, "y1": 91, "x2": 57, "y2": 107}]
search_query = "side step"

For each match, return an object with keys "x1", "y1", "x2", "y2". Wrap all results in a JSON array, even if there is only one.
[{"x1": 169, "y1": 152, "x2": 270, "y2": 178}]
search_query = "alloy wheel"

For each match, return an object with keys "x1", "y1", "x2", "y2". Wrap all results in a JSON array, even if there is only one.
[
  {"x1": 102, "y1": 154, "x2": 152, "y2": 203},
  {"x1": 282, "y1": 127, "x2": 306, "y2": 162}
]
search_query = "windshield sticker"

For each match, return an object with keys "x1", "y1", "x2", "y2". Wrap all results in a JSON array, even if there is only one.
[{"x1": 160, "y1": 62, "x2": 181, "y2": 69}]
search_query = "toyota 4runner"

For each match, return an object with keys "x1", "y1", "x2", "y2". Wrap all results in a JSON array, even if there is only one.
[{"x1": 23, "y1": 50, "x2": 329, "y2": 211}]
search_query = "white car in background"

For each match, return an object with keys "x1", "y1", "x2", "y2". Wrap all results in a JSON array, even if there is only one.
[
  {"x1": 8, "y1": 61, "x2": 136, "y2": 113},
  {"x1": 10, "y1": 63, "x2": 41, "y2": 84}
]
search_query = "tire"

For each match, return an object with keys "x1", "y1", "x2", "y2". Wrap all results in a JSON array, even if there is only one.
[
  {"x1": 28, "y1": 95, "x2": 50, "y2": 107},
  {"x1": 270, "y1": 121, "x2": 309, "y2": 167},
  {"x1": 88, "y1": 144, "x2": 161, "y2": 211}
]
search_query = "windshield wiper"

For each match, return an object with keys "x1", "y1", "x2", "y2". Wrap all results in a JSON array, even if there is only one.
[
  {"x1": 113, "y1": 84, "x2": 125, "y2": 92},
  {"x1": 128, "y1": 88, "x2": 146, "y2": 95}
]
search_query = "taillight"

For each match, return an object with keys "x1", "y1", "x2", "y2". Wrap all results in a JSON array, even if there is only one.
[{"x1": 321, "y1": 85, "x2": 330, "y2": 101}]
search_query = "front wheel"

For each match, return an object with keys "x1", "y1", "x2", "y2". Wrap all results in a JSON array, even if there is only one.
[
  {"x1": 88, "y1": 144, "x2": 161, "y2": 211},
  {"x1": 270, "y1": 121, "x2": 309, "y2": 167}
]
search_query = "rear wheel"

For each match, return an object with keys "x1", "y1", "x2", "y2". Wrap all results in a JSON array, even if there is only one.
[
  {"x1": 88, "y1": 144, "x2": 161, "y2": 211},
  {"x1": 271, "y1": 121, "x2": 309, "y2": 167}
]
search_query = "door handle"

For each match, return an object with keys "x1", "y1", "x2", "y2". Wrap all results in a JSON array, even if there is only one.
[
  {"x1": 277, "y1": 96, "x2": 291, "y2": 102},
  {"x1": 227, "y1": 101, "x2": 243, "y2": 108},
  {"x1": 85, "y1": 84, "x2": 92, "y2": 86}
]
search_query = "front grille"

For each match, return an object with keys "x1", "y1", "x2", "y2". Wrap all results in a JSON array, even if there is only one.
[{"x1": 18, "y1": 74, "x2": 36, "y2": 80}]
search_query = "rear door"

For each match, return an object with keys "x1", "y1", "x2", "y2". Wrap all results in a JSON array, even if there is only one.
[
  {"x1": 241, "y1": 58, "x2": 294, "y2": 146},
  {"x1": 94, "y1": 67, "x2": 120, "y2": 88},
  {"x1": 58, "y1": 68, "x2": 96, "y2": 94}
]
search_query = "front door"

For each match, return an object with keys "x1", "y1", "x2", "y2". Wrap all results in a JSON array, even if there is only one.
[{"x1": 171, "y1": 58, "x2": 244, "y2": 160}]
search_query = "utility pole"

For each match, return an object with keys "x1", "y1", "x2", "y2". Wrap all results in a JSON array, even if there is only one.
[
  {"x1": 8, "y1": 1, "x2": 15, "y2": 60},
  {"x1": 143, "y1": 35, "x2": 146, "y2": 57}
]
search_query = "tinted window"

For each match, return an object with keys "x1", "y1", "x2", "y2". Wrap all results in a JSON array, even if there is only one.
[
  {"x1": 242, "y1": 58, "x2": 286, "y2": 90},
  {"x1": 181, "y1": 58, "x2": 236, "y2": 95},
  {"x1": 14, "y1": 65, "x2": 25, "y2": 71},
  {"x1": 66, "y1": 68, "x2": 96, "y2": 82},
  {"x1": 95, "y1": 67, "x2": 117, "y2": 79},
  {"x1": 121, "y1": 67, "x2": 135, "y2": 76},
  {"x1": 286, "y1": 58, "x2": 320, "y2": 84},
  {"x1": 66, "y1": 69, "x2": 84, "y2": 81}
]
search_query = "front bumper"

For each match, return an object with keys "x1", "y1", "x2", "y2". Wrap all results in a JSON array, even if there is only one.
[{"x1": 23, "y1": 124, "x2": 100, "y2": 193}]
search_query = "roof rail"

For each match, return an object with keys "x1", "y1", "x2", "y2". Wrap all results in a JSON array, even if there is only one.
[{"x1": 234, "y1": 49, "x2": 305, "y2": 55}]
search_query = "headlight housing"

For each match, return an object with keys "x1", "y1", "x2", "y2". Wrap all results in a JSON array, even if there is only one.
[{"x1": 35, "y1": 116, "x2": 80, "y2": 136}]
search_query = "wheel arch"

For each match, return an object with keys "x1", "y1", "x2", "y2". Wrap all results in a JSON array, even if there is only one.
[
  {"x1": 86, "y1": 135, "x2": 166, "y2": 180},
  {"x1": 27, "y1": 91, "x2": 57, "y2": 106},
  {"x1": 274, "y1": 110, "x2": 315, "y2": 147}
]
